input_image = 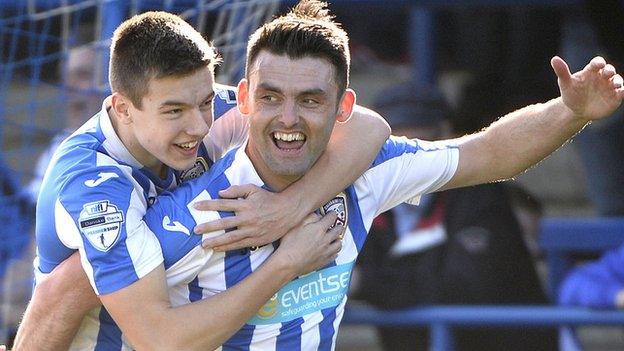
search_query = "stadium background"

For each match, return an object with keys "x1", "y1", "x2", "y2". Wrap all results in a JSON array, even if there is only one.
[{"x1": 1, "y1": 0, "x2": 623, "y2": 350}]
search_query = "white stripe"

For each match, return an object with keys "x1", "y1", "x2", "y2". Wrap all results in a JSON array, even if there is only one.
[
  {"x1": 54, "y1": 198, "x2": 82, "y2": 249},
  {"x1": 123, "y1": 189, "x2": 164, "y2": 280},
  {"x1": 330, "y1": 298, "x2": 348, "y2": 350},
  {"x1": 300, "y1": 311, "x2": 322, "y2": 350},
  {"x1": 187, "y1": 190, "x2": 225, "y2": 240}
]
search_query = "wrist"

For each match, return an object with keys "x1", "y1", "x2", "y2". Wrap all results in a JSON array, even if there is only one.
[
  {"x1": 555, "y1": 97, "x2": 591, "y2": 126},
  {"x1": 265, "y1": 252, "x2": 299, "y2": 282},
  {"x1": 279, "y1": 188, "x2": 308, "y2": 225}
]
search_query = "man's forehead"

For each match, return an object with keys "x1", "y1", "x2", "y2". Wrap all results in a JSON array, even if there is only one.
[{"x1": 249, "y1": 52, "x2": 337, "y2": 91}]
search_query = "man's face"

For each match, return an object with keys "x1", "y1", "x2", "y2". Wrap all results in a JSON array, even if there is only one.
[
  {"x1": 124, "y1": 66, "x2": 214, "y2": 176},
  {"x1": 241, "y1": 52, "x2": 343, "y2": 189}
]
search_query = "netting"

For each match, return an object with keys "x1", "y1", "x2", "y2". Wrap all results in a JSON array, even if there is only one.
[{"x1": 0, "y1": 0, "x2": 281, "y2": 343}]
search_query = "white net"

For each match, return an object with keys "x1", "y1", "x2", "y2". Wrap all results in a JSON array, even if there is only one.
[{"x1": 0, "y1": 0, "x2": 281, "y2": 344}]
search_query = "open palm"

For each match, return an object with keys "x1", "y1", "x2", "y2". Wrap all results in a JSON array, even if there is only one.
[{"x1": 553, "y1": 56, "x2": 624, "y2": 121}]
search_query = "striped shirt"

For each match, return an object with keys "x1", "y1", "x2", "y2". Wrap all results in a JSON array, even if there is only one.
[{"x1": 143, "y1": 136, "x2": 459, "y2": 351}]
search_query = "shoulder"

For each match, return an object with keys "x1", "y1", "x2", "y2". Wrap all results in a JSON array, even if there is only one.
[
  {"x1": 370, "y1": 136, "x2": 457, "y2": 169},
  {"x1": 213, "y1": 83, "x2": 238, "y2": 120}
]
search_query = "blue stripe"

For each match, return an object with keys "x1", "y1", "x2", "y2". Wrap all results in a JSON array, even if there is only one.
[
  {"x1": 223, "y1": 325, "x2": 255, "y2": 351},
  {"x1": 371, "y1": 137, "x2": 422, "y2": 168},
  {"x1": 276, "y1": 318, "x2": 303, "y2": 351},
  {"x1": 95, "y1": 308, "x2": 123, "y2": 351},
  {"x1": 188, "y1": 275, "x2": 202, "y2": 302},
  {"x1": 317, "y1": 308, "x2": 337, "y2": 351},
  {"x1": 132, "y1": 168, "x2": 152, "y2": 202},
  {"x1": 345, "y1": 186, "x2": 368, "y2": 253}
]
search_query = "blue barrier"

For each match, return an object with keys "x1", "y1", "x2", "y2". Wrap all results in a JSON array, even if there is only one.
[{"x1": 343, "y1": 305, "x2": 624, "y2": 351}]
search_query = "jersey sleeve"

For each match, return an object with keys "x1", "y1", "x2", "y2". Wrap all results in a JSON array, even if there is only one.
[
  {"x1": 203, "y1": 84, "x2": 249, "y2": 161},
  {"x1": 361, "y1": 136, "x2": 459, "y2": 215},
  {"x1": 56, "y1": 166, "x2": 163, "y2": 295}
]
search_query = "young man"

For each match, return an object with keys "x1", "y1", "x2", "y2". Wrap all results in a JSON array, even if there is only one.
[
  {"x1": 13, "y1": 10, "x2": 389, "y2": 350},
  {"x1": 18, "y1": 0, "x2": 624, "y2": 349}
]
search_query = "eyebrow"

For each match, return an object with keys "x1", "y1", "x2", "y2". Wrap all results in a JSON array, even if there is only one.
[
  {"x1": 159, "y1": 91, "x2": 215, "y2": 108},
  {"x1": 257, "y1": 82, "x2": 326, "y2": 96}
]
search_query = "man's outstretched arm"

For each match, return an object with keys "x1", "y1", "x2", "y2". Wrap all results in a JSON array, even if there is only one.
[
  {"x1": 196, "y1": 104, "x2": 390, "y2": 250},
  {"x1": 440, "y1": 56, "x2": 624, "y2": 191}
]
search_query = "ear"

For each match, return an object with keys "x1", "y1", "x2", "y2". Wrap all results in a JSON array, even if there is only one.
[
  {"x1": 336, "y1": 89, "x2": 356, "y2": 123},
  {"x1": 237, "y1": 79, "x2": 251, "y2": 115},
  {"x1": 110, "y1": 93, "x2": 133, "y2": 125}
]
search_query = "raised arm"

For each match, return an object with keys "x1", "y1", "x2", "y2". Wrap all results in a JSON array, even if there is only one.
[
  {"x1": 196, "y1": 105, "x2": 390, "y2": 250},
  {"x1": 440, "y1": 56, "x2": 624, "y2": 191},
  {"x1": 13, "y1": 252, "x2": 100, "y2": 350}
]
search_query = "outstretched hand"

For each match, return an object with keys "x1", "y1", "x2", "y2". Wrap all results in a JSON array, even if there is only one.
[
  {"x1": 552, "y1": 56, "x2": 624, "y2": 121},
  {"x1": 193, "y1": 184, "x2": 301, "y2": 251}
]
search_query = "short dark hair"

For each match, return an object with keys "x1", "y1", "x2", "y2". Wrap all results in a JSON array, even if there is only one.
[
  {"x1": 109, "y1": 11, "x2": 219, "y2": 108},
  {"x1": 246, "y1": 0, "x2": 350, "y2": 97}
]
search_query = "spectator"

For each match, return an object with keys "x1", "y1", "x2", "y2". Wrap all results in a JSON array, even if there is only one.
[
  {"x1": 26, "y1": 45, "x2": 105, "y2": 204},
  {"x1": 352, "y1": 82, "x2": 557, "y2": 351},
  {"x1": 559, "y1": 244, "x2": 624, "y2": 309}
]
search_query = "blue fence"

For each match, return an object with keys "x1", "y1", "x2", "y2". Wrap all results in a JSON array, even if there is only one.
[
  {"x1": 343, "y1": 305, "x2": 624, "y2": 351},
  {"x1": 343, "y1": 217, "x2": 624, "y2": 350}
]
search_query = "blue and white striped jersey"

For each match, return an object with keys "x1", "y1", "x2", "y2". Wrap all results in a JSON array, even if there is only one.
[
  {"x1": 142, "y1": 136, "x2": 459, "y2": 351},
  {"x1": 34, "y1": 84, "x2": 244, "y2": 350}
]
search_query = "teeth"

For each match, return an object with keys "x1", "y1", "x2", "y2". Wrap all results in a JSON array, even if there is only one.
[
  {"x1": 273, "y1": 132, "x2": 305, "y2": 142},
  {"x1": 178, "y1": 141, "x2": 198, "y2": 149}
]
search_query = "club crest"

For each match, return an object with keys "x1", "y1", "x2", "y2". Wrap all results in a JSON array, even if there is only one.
[
  {"x1": 179, "y1": 157, "x2": 209, "y2": 182},
  {"x1": 320, "y1": 192, "x2": 348, "y2": 239}
]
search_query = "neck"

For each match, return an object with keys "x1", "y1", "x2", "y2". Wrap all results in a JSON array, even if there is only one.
[{"x1": 245, "y1": 145, "x2": 300, "y2": 192}]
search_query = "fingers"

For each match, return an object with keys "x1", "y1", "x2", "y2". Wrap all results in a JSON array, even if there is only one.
[
  {"x1": 194, "y1": 215, "x2": 239, "y2": 234},
  {"x1": 201, "y1": 227, "x2": 252, "y2": 249},
  {"x1": 551, "y1": 56, "x2": 573, "y2": 86},
  {"x1": 610, "y1": 74, "x2": 623, "y2": 89},
  {"x1": 587, "y1": 56, "x2": 607, "y2": 71},
  {"x1": 601, "y1": 64, "x2": 617, "y2": 79},
  {"x1": 318, "y1": 211, "x2": 339, "y2": 229},
  {"x1": 218, "y1": 184, "x2": 258, "y2": 199},
  {"x1": 193, "y1": 199, "x2": 245, "y2": 212},
  {"x1": 302, "y1": 212, "x2": 323, "y2": 225}
]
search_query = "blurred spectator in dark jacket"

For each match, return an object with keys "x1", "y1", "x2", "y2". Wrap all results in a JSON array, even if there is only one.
[{"x1": 351, "y1": 82, "x2": 557, "y2": 351}]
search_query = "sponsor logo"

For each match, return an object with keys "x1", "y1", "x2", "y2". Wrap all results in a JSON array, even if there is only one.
[
  {"x1": 179, "y1": 157, "x2": 209, "y2": 182},
  {"x1": 320, "y1": 192, "x2": 348, "y2": 239},
  {"x1": 78, "y1": 200, "x2": 124, "y2": 252},
  {"x1": 162, "y1": 216, "x2": 190, "y2": 236},
  {"x1": 84, "y1": 172, "x2": 119, "y2": 187},
  {"x1": 249, "y1": 261, "x2": 354, "y2": 325}
]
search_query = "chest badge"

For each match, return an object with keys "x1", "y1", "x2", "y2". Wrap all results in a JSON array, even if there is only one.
[
  {"x1": 320, "y1": 192, "x2": 348, "y2": 239},
  {"x1": 179, "y1": 157, "x2": 209, "y2": 182}
]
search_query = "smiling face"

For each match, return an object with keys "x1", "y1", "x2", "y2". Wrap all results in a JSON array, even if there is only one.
[
  {"x1": 112, "y1": 66, "x2": 214, "y2": 177},
  {"x1": 238, "y1": 51, "x2": 354, "y2": 190}
]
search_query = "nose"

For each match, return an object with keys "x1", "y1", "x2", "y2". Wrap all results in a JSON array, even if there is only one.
[
  {"x1": 278, "y1": 100, "x2": 299, "y2": 128},
  {"x1": 187, "y1": 107, "x2": 210, "y2": 137}
]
